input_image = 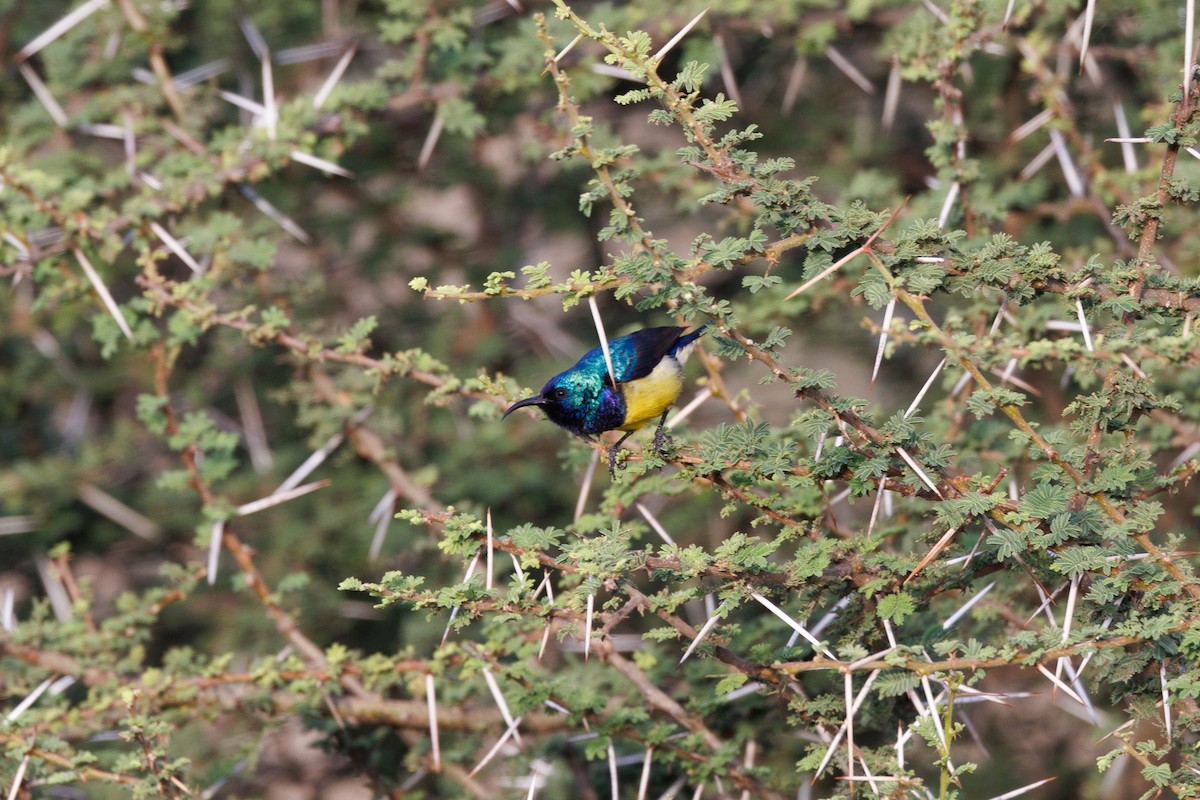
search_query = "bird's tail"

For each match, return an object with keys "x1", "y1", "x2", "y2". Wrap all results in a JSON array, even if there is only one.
[{"x1": 670, "y1": 326, "x2": 706, "y2": 363}]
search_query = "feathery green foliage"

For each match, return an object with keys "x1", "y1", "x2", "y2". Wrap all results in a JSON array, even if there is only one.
[{"x1": 3, "y1": 0, "x2": 1200, "y2": 797}]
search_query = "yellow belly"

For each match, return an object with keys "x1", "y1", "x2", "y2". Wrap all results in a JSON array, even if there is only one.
[{"x1": 618, "y1": 359, "x2": 683, "y2": 432}]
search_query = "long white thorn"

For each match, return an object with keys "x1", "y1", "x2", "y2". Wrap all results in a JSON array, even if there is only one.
[
  {"x1": 919, "y1": 675, "x2": 954, "y2": 771},
  {"x1": 937, "y1": 182, "x2": 960, "y2": 229},
  {"x1": 239, "y1": 185, "x2": 311, "y2": 243},
  {"x1": 872, "y1": 296, "x2": 896, "y2": 387},
  {"x1": 785, "y1": 246, "x2": 866, "y2": 300},
  {"x1": 485, "y1": 509, "x2": 494, "y2": 591},
  {"x1": 1187, "y1": 0, "x2": 1196, "y2": 101},
  {"x1": 637, "y1": 747, "x2": 654, "y2": 800},
  {"x1": 149, "y1": 222, "x2": 202, "y2": 274},
  {"x1": 236, "y1": 480, "x2": 328, "y2": 516},
  {"x1": 6, "y1": 753, "x2": 30, "y2": 800},
  {"x1": 882, "y1": 60, "x2": 901, "y2": 131},
  {"x1": 367, "y1": 488, "x2": 397, "y2": 561},
  {"x1": 867, "y1": 475, "x2": 887, "y2": 538},
  {"x1": 714, "y1": 33, "x2": 742, "y2": 107},
  {"x1": 539, "y1": 574, "x2": 554, "y2": 660},
  {"x1": 1002, "y1": 0, "x2": 1018, "y2": 27},
  {"x1": 653, "y1": 7, "x2": 710, "y2": 62},
  {"x1": 984, "y1": 777, "x2": 1057, "y2": 800},
  {"x1": 637, "y1": 503, "x2": 676, "y2": 547},
  {"x1": 313, "y1": 45, "x2": 357, "y2": 109},
  {"x1": 73, "y1": 248, "x2": 132, "y2": 340},
  {"x1": 442, "y1": 550, "x2": 482, "y2": 645},
  {"x1": 1035, "y1": 663, "x2": 1085, "y2": 705},
  {"x1": 813, "y1": 670, "x2": 882, "y2": 778},
  {"x1": 1009, "y1": 108, "x2": 1054, "y2": 143},
  {"x1": 482, "y1": 668, "x2": 521, "y2": 745},
  {"x1": 2, "y1": 589, "x2": 15, "y2": 632},
  {"x1": 844, "y1": 672, "x2": 855, "y2": 789},
  {"x1": 575, "y1": 449, "x2": 600, "y2": 522},
  {"x1": 782, "y1": 56, "x2": 807, "y2": 114},
  {"x1": 554, "y1": 33, "x2": 584, "y2": 63},
  {"x1": 608, "y1": 739, "x2": 619, "y2": 800},
  {"x1": 18, "y1": 0, "x2": 111, "y2": 60},
  {"x1": 468, "y1": 716, "x2": 522, "y2": 776},
  {"x1": 1075, "y1": 298, "x2": 1094, "y2": 352},
  {"x1": 417, "y1": 112, "x2": 445, "y2": 171},
  {"x1": 1055, "y1": 575, "x2": 1080, "y2": 683},
  {"x1": 751, "y1": 592, "x2": 837, "y2": 659},
  {"x1": 7, "y1": 678, "x2": 53, "y2": 722},
  {"x1": 290, "y1": 150, "x2": 353, "y2": 177},
  {"x1": 1112, "y1": 101, "x2": 1139, "y2": 173},
  {"x1": 261, "y1": 45, "x2": 277, "y2": 140},
  {"x1": 905, "y1": 357, "x2": 947, "y2": 418},
  {"x1": 216, "y1": 89, "x2": 268, "y2": 116},
  {"x1": 680, "y1": 602, "x2": 725, "y2": 663},
  {"x1": 1079, "y1": 0, "x2": 1096, "y2": 72},
  {"x1": 825, "y1": 45, "x2": 874, "y2": 93},
  {"x1": 275, "y1": 428, "x2": 348, "y2": 493},
  {"x1": 666, "y1": 387, "x2": 711, "y2": 429},
  {"x1": 941, "y1": 581, "x2": 997, "y2": 629},
  {"x1": 1161, "y1": 663, "x2": 1172, "y2": 741},
  {"x1": 1020, "y1": 142, "x2": 1056, "y2": 180},
  {"x1": 585, "y1": 592, "x2": 595, "y2": 660},
  {"x1": 588, "y1": 296, "x2": 617, "y2": 389},
  {"x1": 1050, "y1": 129, "x2": 1084, "y2": 197},
  {"x1": 895, "y1": 447, "x2": 942, "y2": 497},
  {"x1": 426, "y1": 674, "x2": 441, "y2": 771},
  {"x1": 739, "y1": 740, "x2": 756, "y2": 800}
]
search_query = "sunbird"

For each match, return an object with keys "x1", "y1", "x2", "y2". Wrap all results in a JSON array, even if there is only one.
[{"x1": 504, "y1": 326, "x2": 705, "y2": 475}]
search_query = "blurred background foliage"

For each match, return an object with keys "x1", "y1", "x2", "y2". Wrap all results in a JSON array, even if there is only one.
[{"x1": 2, "y1": 0, "x2": 1200, "y2": 797}]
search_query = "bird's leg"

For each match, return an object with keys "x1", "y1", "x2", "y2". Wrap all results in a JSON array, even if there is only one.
[
  {"x1": 608, "y1": 430, "x2": 635, "y2": 478},
  {"x1": 652, "y1": 410, "x2": 674, "y2": 456}
]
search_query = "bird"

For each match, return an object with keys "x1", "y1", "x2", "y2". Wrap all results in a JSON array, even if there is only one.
[{"x1": 504, "y1": 325, "x2": 705, "y2": 475}]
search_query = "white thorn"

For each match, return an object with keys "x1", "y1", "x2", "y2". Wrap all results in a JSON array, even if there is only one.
[
  {"x1": 1075, "y1": 298, "x2": 1094, "y2": 352},
  {"x1": 751, "y1": 592, "x2": 836, "y2": 659},
  {"x1": 680, "y1": 603, "x2": 725, "y2": 663},
  {"x1": 941, "y1": 581, "x2": 996, "y2": 629},
  {"x1": 426, "y1": 674, "x2": 441, "y2": 771},
  {"x1": 485, "y1": 509, "x2": 494, "y2": 591},
  {"x1": 482, "y1": 668, "x2": 521, "y2": 745},
  {"x1": 653, "y1": 7, "x2": 710, "y2": 63},
  {"x1": 18, "y1": 0, "x2": 111, "y2": 60},
  {"x1": 825, "y1": 45, "x2": 874, "y2": 94},
  {"x1": 585, "y1": 593, "x2": 595, "y2": 660},
  {"x1": 588, "y1": 296, "x2": 617, "y2": 390},
  {"x1": 554, "y1": 33, "x2": 584, "y2": 63},
  {"x1": 895, "y1": 446, "x2": 942, "y2": 497},
  {"x1": 575, "y1": 449, "x2": 600, "y2": 522},
  {"x1": 872, "y1": 296, "x2": 896, "y2": 386},
  {"x1": 314, "y1": 45, "x2": 357, "y2": 109},
  {"x1": 905, "y1": 356, "x2": 947, "y2": 418},
  {"x1": 207, "y1": 520, "x2": 224, "y2": 585},
  {"x1": 937, "y1": 182, "x2": 960, "y2": 229},
  {"x1": 73, "y1": 248, "x2": 132, "y2": 340}
]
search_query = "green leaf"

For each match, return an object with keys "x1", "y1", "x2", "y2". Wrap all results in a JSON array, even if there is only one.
[{"x1": 878, "y1": 592, "x2": 916, "y2": 624}]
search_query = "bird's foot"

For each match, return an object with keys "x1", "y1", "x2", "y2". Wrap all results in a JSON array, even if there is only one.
[
  {"x1": 607, "y1": 445, "x2": 624, "y2": 478},
  {"x1": 653, "y1": 424, "x2": 674, "y2": 457}
]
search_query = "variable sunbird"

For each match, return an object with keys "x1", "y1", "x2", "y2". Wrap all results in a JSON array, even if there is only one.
[{"x1": 504, "y1": 325, "x2": 705, "y2": 475}]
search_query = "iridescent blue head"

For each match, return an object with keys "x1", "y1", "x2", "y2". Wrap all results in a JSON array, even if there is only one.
[{"x1": 503, "y1": 366, "x2": 625, "y2": 436}]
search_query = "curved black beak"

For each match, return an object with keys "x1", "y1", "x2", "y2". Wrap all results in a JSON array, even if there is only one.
[{"x1": 503, "y1": 394, "x2": 548, "y2": 419}]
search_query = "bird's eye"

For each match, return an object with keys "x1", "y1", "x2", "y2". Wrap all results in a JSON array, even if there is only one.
[{"x1": 549, "y1": 387, "x2": 568, "y2": 400}]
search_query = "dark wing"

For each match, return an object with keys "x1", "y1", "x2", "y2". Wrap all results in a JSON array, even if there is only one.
[
  {"x1": 574, "y1": 327, "x2": 684, "y2": 386},
  {"x1": 608, "y1": 326, "x2": 687, "y2": 383},
  {"x1": 668, "y1": 325, "x2": 705, "y2": 357}
]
